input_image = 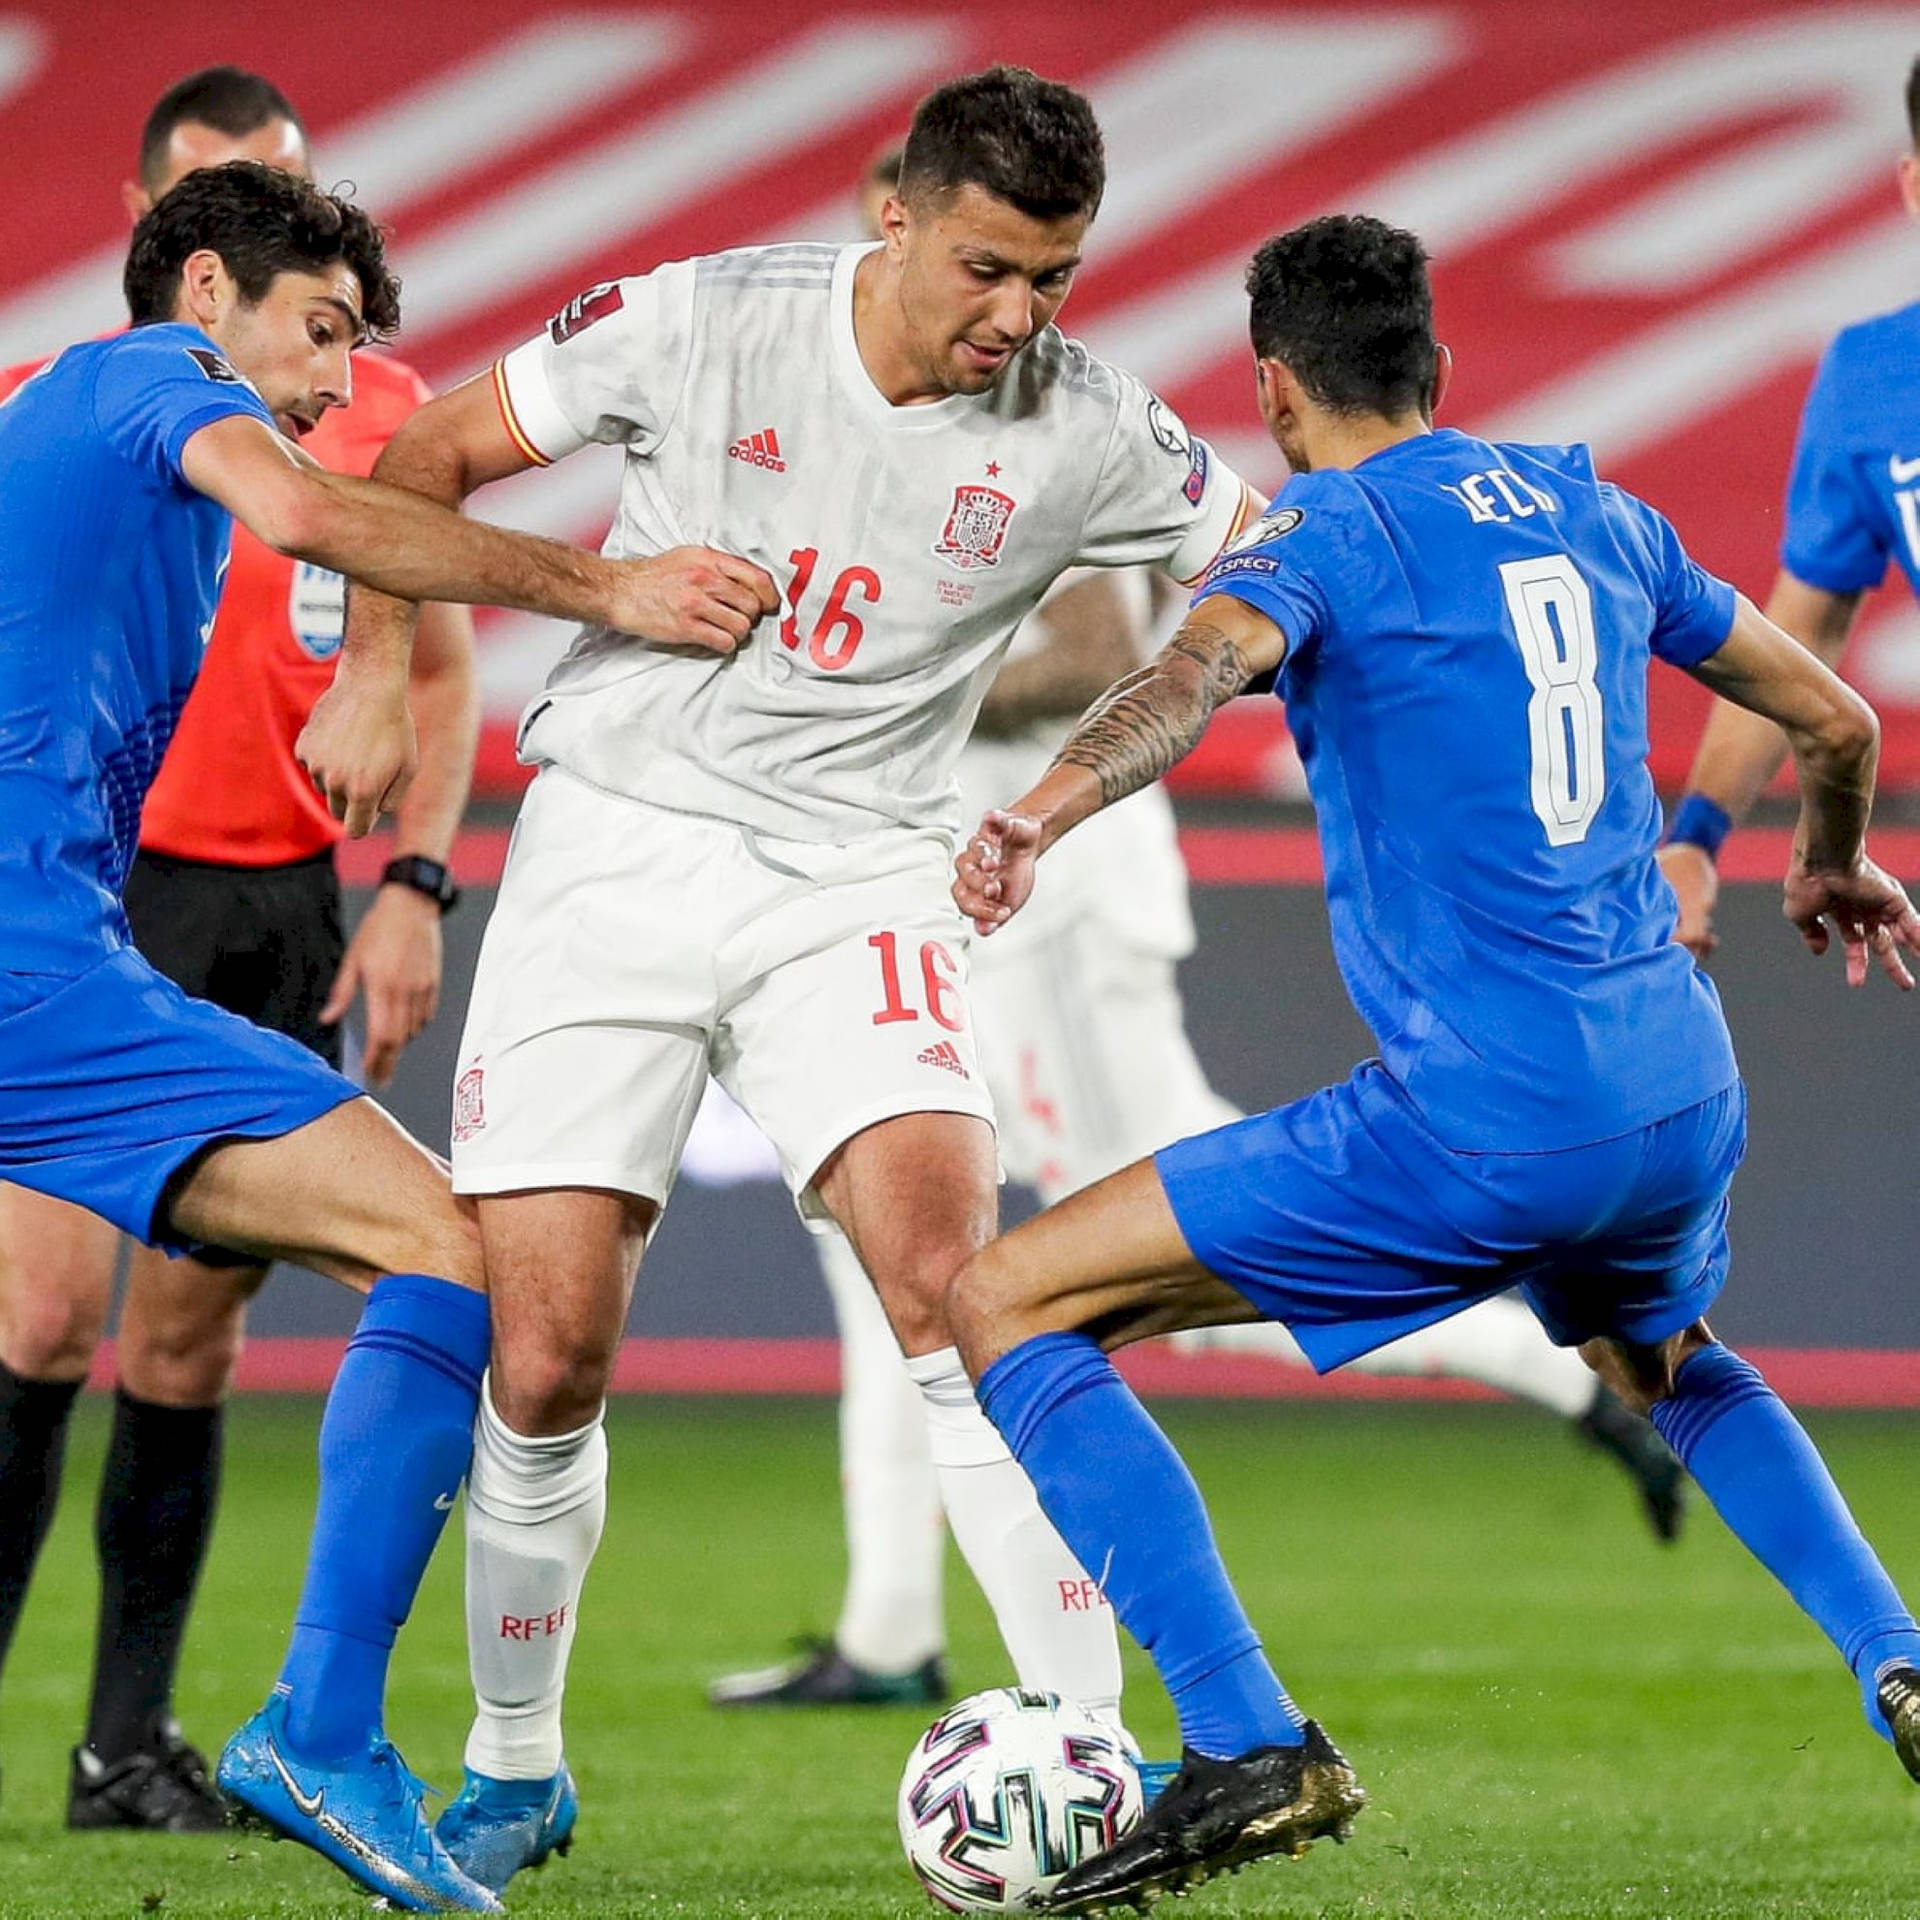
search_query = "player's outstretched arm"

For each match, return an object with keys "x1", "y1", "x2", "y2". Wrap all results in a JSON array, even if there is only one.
[
  {"x1": 186, "y1": 383, "x2": 775, "y2": 833},
  {"x1": 1685, "y1": 593, "x2": 1920, "y2": 989},
  {"x1": 180, "y1": 409, "x2": 776, "y2": 640},
  {"x1": 1659, "y1": 571, "x2": 1863, "y2": 957},
  {"x1": 953, "y1": 594, "x2": 1283, "y2": 934}
]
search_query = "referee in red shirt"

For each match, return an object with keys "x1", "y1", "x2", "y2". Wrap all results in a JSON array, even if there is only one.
[{"x1": 0, "y1": 68, "x2": 477, "y2": 1829}]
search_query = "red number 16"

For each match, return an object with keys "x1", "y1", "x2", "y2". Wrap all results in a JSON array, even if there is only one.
[
  {"x1": 869, "y1": 931, "x2": 964, "y2": 1031},
  {"x1": 782, "y1": 547, "x2": 880, "y2": 671}
]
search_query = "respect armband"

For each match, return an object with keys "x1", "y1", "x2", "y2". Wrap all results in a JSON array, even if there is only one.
[{"x1": 1662, "y1": 793, "x2": 1732, "y2": 863}]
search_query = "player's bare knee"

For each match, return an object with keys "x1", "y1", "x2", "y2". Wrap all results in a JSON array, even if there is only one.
[
  {"x1": 944, "y1": 1241, "x2": 1028, "y2": 1376},
  {"x1": 865, "y1": 1230, "x2": 983, "y2": 1356},
  {"x1": 119, "y1": 1287, "x2": 250, "y2": 1406},
  {"x1": 0, "y1": 1236, "x2": 112, "y2": 1390},
  {"x1": 489, "y1": 1332, "x2": 616, "y2": 1437},
  {"x1": 0, "y1": 1274, "x2": 110, "y2": 1380}
]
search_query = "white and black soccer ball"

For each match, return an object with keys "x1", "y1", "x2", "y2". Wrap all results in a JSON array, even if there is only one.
[{"x1": 897, "y1": 1687, "x2": 1144, "y2": 1914}]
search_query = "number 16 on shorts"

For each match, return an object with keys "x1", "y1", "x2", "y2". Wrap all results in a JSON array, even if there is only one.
[{"x1": 870, "y1": 931, "x2": 966, "y2": 1032}]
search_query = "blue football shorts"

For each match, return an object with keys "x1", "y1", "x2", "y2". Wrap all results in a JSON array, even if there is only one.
[
  {"x1": 1156, "y1": 1062, "x2": 1746, "y2": 1370},
  {"x1": 0, "y1": 946, "x2": 360, "y2": 1251}
]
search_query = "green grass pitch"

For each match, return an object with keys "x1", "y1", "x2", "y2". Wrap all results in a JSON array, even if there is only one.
[{"x1": 0, "y1": 1394, "x2": 1915, "y2": 1917}]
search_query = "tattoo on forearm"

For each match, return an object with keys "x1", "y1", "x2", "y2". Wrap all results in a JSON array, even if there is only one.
[{"x1": 1053, "y1": 620, "x2": 1254, "y2": 806}]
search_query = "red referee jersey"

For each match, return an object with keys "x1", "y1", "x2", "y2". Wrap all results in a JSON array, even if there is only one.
[{"x1": 0, "y1": 345, "x2": 432, "y2": 867}]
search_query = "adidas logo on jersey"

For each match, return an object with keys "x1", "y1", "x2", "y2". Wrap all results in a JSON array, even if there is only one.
[
  {"x1": 728, "y1": 428, "x2": 786, "y2": 472},
  {"x1": 917, "y1": 1041, "x2": 969, "y2": 1078}
]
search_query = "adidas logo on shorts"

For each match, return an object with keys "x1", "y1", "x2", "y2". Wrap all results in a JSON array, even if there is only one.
[
  {"x1": 727, "y1": 427, "x2": 786, "y2": 472},
  {"x1": 917, "y1": 1040, "x2": 969, "y2": 1079}
]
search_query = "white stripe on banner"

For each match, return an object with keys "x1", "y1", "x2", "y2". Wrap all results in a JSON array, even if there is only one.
[
  {"x1": 0, "y1": 14, "x2": 685, "y2": 365},
  {"x1": 764, "y1": 13, "x2": 1454, "y2": 321},
  {"x1": 0, "y1": 14, "x2": 44, "y2": 111},
  {"x1": 317, "y1": 13, "x2": 687, "y2": 208},
  {"x1": 1086, "y1": 6, "x2": 1913, "y2": 398},
  {"x1": 389, "y1": 20, "x2": 957, "y2": 351},
  {"x1": 1473, "y1": 211, "x2": 1915, "y2": 462},
  {"x1": 1089, "y1": 13, "x2": 1459, "y2": 248}
]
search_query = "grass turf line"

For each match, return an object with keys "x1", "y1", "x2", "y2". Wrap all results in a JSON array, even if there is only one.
[{"x1": 0, "y1": 1395, "x2": 1914, "y2": 1917}]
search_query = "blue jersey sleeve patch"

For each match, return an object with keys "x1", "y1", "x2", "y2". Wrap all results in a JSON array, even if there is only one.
[
  {"x1": 92, "y1": 326, "x2": 276, "y2": 483},
  {"x1": 1192, "y1": 500, "x2": 1325, "y2": 671},
  {"x1": 1780, "y1": 333, "x2": 1893, "y2": 595}
]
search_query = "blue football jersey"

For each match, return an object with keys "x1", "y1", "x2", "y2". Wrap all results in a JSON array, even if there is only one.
[
  {"x1": 1781, "y1": 298, "x2": 1920, "y2": 599},
  {"x1": 0, "y1": 324, "x2": 274, "y2": 972},
  {"x1": 1196, "y1": 428, "x2": 1739, "y2": 1153}
]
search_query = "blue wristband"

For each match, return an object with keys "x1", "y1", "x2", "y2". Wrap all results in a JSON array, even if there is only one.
[{"x1": 1664, "y1": 793, "x2": 1732, "y2": 862}]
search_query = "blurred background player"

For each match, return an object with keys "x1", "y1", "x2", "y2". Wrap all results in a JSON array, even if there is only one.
[
  {"x1": 0, "y1": 67, "x2": 477, "y2": 1832},
  {"x1": 709, "y1": 151, "x2": 1685, "y2": 1712},
  {"x1": 1662, "y1": 57, "x2": 1920, "y2": 952}
]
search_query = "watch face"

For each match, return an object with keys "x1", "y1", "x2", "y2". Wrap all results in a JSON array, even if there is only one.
[{"x1": 386, "y1": 858, "x2": 456, "y2": 906}]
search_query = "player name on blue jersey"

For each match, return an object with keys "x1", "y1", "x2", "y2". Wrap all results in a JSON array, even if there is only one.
[
  {"x1": 1196, "y1": 427, "x2": 1740, "y2": 1155},
  {"x1": 0, "y1": 323, "x2": 273, "y2": 973}
]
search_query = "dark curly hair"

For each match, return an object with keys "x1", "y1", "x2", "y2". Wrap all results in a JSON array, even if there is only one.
[
  {"x1": 124, "y1": 160, "x2": 400, "y2": 341},
  {"x1": 1907, "y1": 54, "x2": 1919, "y2": 148},
  {"x1": 1245, "y1": 215, "x2": 1437, "y2": 418},
  {"x1": 900, "y1": 66, "x2": 1104, "y2": 222}
]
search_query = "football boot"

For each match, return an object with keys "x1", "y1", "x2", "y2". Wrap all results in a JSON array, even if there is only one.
[{"x1": 1039, "y1": 1721, "x2": 1364, "y2": 1915}]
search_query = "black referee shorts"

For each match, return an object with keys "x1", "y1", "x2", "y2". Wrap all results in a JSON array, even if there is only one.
[{"x1": 123, "y1": 848, "x2": 345, "y2": 1071}]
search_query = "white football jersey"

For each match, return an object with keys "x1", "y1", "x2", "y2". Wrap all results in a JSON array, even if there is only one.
[
  {"x1": 957, "y1": 570, "x2": 1196, "y2": 961},
  {"x1": 494, "y1": 242, "x2": 1256, "y2": 842}
]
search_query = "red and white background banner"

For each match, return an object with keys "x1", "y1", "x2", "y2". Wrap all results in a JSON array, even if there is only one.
[{"x1": 1, "y1": 0, "x2": 1916, "y2": 798}]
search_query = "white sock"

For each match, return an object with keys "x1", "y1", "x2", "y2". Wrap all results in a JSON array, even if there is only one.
[
  {"x1": 462, "y1": 1381, "x2": 608, "y2": 1780},
  {"x1": 906, "y1": 1346, "x2": 1123, "y2": 1725},
  {"x1": 1344, "y1": 1295, "x2": 1595, "y2": 1418},
  {"x1": 817, "y1": 1231, "x2": 946, "y2": 1673}
]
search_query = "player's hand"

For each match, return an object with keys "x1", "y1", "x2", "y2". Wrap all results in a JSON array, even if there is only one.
[
  {"x1": 954, "y1": 810, "x2": 1044, "y2": 936},
  {"x1": 322, "y1": 883, "x2": 443, "y2": 1088},
  {"x1": 1783, "y1": 852, "x2": 1920, "y2": 989},
  {"x1": 297, "y1": 669, "x2": 418, "y2": 838},
  {"x1": 1657, "y1": 842, "x2": 1719, "y2": 960},
  {"x1": 605, "y1": 547, "x2": 779, "y2": 653}
]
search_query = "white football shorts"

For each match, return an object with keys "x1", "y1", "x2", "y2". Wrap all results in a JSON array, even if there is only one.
[{"x1": 450, "y1": 767, "x2": 994, "y2": 1219}]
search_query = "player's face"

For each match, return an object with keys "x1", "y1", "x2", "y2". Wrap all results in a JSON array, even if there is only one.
[
  {"x1": 210, "y1": 264, "x2": 364, "y2": 439},
  {"x1": 123, "y1": 115, "x2": 310, "y2": 222},
  {"x1": 887, "y1": 184, "x2": 1087, "y2": 396}
]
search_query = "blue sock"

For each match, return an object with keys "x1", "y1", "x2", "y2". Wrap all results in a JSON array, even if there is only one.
[
  {"x1": 979, "y1": 1331, "x2": 1304, "y2": 1758},
  {"x1": 278, "y1": 1275, "x2": 491, "y2": 1760},
  {"x1": 1651, "y1": 1343, "x2": 1920, "y2": 1741}
]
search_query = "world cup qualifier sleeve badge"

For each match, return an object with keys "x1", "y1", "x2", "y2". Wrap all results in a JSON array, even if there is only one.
[{"x1": 933, "y1": 485, "x2": 1017, "y2": 571}]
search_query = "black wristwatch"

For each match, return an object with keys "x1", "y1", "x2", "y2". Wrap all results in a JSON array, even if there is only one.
[{"x1": 381, "y1": 855, "x2": 461, "y2": 914}]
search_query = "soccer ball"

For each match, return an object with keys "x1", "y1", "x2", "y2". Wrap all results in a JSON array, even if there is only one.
[{"x1": 897, "y1": 1687, "x2": 1144, "y2": 1913}]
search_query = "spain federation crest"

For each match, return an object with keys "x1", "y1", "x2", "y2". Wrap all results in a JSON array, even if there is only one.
[{"x1": 933, "y1": 484, "x2": 1017, "y2": 571}]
